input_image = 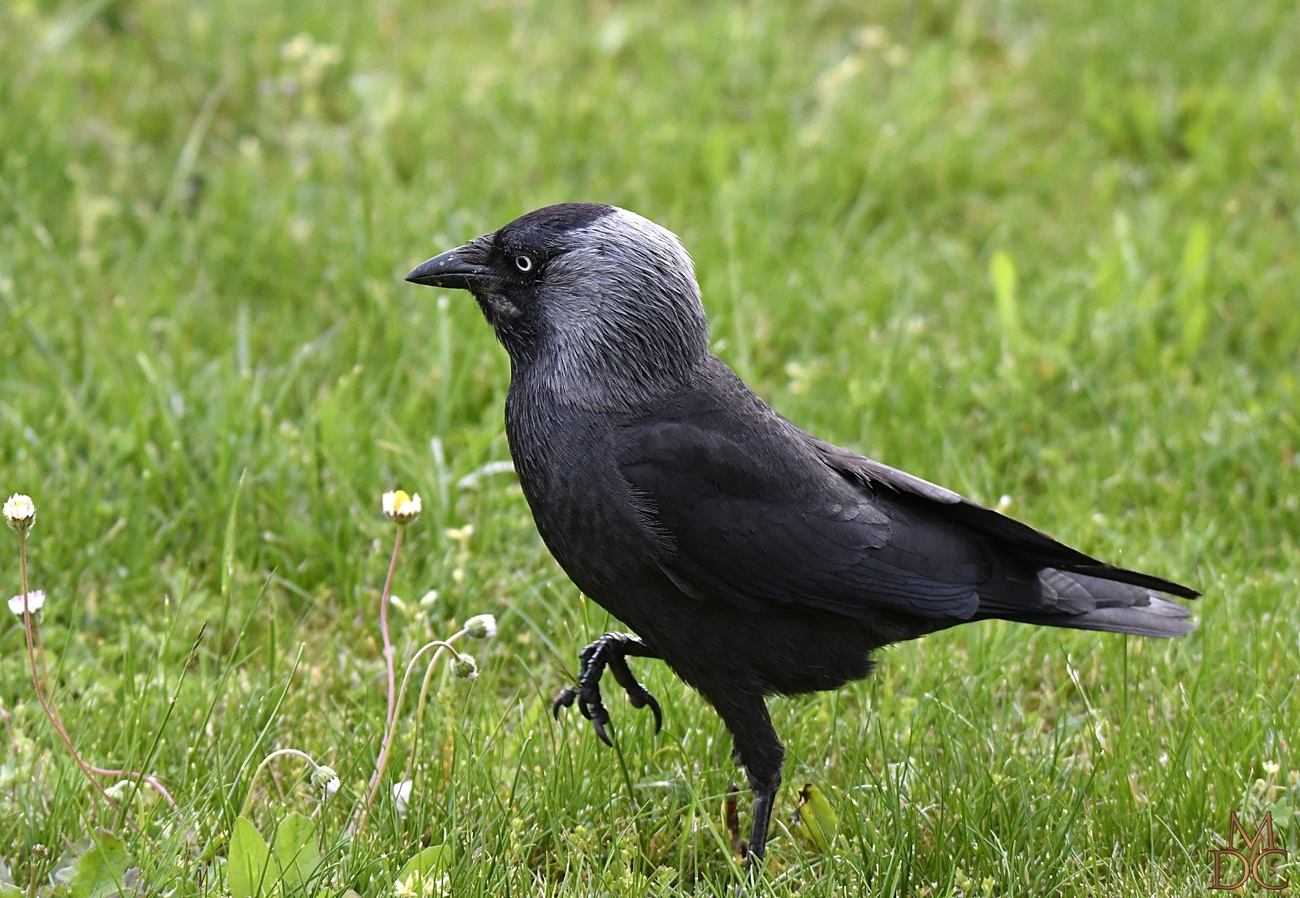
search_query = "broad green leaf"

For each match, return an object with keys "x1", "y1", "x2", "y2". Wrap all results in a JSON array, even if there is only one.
[
  {"x1": 58, "y1": 829, "x2": 133, "y2": 898},
  {"x1": 797, "y1": 783, "x2": 839, "y2": 853},
  {"x1": 0, "y1": 886, "x2": 20, "y2": 898},
  {"x1": 395, "y1": 844, "x2": 454, "y2": 882},
  {"x1": 229, "y1": 817, "x2": 272, "y2": 898},
  {"x1": 271, "y1": 812, "x2": 320, "y2": 889}
]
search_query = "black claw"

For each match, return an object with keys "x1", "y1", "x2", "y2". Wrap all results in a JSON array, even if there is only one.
[
  {"x1": 552, "y1": 633, "x2": 664, "y2": 745},
  {"x1": 552, "y1": 686, "x2": 577, "y2": 720},
  {"x1": 623, "y1": 682, "x2": 664, "y2": 732},
  {"x1": 645, "y1": 692, "x2": 663, "y2": 733},
  {"x1": 607, "y1": 651, "x2": 663, "y2": 733}
]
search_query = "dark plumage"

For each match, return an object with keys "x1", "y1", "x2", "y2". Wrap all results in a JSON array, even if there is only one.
[{"x1": 406, "y1": 203, "x2": 1198, "y2": 866}]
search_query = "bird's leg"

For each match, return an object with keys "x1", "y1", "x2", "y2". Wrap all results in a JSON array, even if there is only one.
[
  {"x1": 746, "y1": 782, "x2": 779, "y2": 867},
  {"x1": 709, "y1": 693, "x2": 785, "y2": 874},
  {"x1": 552, "y1": 632, "x2": 662, "y2": 745}
]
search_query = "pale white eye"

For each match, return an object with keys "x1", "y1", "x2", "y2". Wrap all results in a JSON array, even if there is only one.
[{"x1": 514, "y1": 255, "x2": 533, "y2": 272}]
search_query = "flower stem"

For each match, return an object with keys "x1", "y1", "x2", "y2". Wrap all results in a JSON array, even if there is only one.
[
  {"x1": 352, "y1": 525, "x2": 406, "y2": 837},
  {"x1": 380, "y1": 526, "x2": 404, "y2": 730},
  {"x1": 356, "y1": 634, "x2": 467, "y2": 836},
  {"x1": 240, "y1": 748, "x2": 323, "y2": 818},
  {"x1": 17, "y1": 530, "x2": 129, "y2": 820},
  {"x1": 400, "y1": 633, "x2": 468, "y2": 786}
]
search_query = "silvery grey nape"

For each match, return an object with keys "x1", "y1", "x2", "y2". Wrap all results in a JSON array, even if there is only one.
[{"x1": 406, "y1": 203, "x2": 1199, "y2": 868}]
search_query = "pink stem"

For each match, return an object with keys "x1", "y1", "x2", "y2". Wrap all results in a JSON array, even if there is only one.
[
  {"x1": 380, "y1": 526, "x2": 404, "y2": 729},
  {"x1": 17, "y1": 532, "x2": 127, "y2": 817},
  {"x1": 353, "y1": 525, "x2": 405, "y2": 837}
]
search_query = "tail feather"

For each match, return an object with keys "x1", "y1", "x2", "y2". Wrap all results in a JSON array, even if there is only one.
[{"x1": 991, "y1": 568, "x2": 1196, "y2": 638}]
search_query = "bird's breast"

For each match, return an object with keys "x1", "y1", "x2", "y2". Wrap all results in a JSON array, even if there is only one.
[{"x1": 504, "y1": 387, "x2": 660, "y2": 599}]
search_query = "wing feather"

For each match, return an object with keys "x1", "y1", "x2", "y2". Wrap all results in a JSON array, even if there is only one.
[
  {"x1": 807, "y1": 437, "x2": 1200, "y2": 600},
  {"x1": 618, "y1": 419, "x2": 986, "y2": 620}
]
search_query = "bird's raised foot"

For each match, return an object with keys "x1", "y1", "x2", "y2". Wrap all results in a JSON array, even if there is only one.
[
  {"x1": 551, "y1": 678, "x2": 613, "y2": 745},
  {"x1": 606, "y1": 651, "x2": 663, "y2": 733},
  {"x1": 551, "y1": 632, "x2": 662, "y2": 745}
]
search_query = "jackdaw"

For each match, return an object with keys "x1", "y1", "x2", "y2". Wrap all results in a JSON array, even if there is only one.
[{"x1": 406, "y1": 203, "x2": 1198, "y2": 866}]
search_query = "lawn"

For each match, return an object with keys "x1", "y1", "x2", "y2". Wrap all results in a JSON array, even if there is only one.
[{"x1": 1, "y1": 0, "x2": 1298, "y2": 894}]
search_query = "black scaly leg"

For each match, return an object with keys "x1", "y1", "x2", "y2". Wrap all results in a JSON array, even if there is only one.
[
  {"x1": 552, "y1": 632, "x2": 663, "y2": 745},
  {"x1": 708, "y1": 692, "x2": 785, "y2": 874},
  {"x1": 747, "y1": 784, "x2": 779, "y2": 868}
]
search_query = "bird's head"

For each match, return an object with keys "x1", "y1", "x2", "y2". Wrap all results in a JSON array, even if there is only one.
[{"x1": 407, "y1": 203, "x2": 710, "y2": 405}]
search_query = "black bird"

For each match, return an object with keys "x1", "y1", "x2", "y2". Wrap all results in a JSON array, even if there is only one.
[{"x1": 406, "y1": 203, "x2": 1198, "y2": 866}]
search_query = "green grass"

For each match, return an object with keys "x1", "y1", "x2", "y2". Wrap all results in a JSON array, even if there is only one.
[{"x1": 2, "y1": 0, "x2": 1298, "y2": 893}]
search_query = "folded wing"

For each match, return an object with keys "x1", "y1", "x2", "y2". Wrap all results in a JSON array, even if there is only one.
[{"x1": 617, "y1": 417, "x2": 1197, "y2": 635}]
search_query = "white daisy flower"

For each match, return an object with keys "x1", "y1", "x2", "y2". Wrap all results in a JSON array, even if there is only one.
[
  {"x1": 8, "y1": 590, "x2": 45, "y2": 617},
  {"x1": 4, "y1": 494, "x2": 35, "y2": 531},
  {"x1": 382, "y1": 490, "x2": 422, "y2": 524}
]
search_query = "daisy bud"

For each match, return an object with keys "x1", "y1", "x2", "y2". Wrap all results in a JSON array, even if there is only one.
[
  {"x1": 8, "y1": 590, "x2": 45, "y2": 617},
  {"x1": 4, "y1": 494, "x2": 35, "y2": 532},
  {"x1": 452, "y1": 655, "x2": 479, "y2": 680},
  {"x1": 382, "y1": 490, "x2": 422, "y2": 524},
  {"x1": 392, "y1": 779, "x2": 413, "y2": 815},
  {"x1": 465, "y1": 613, "x2": 497, "y2": 639},
  {"x1": 311, "y1": 765, "x2": 340, "y2": 798},
  {"x1": 104, "y1": 780, "x2": 135, "y2": 803}
]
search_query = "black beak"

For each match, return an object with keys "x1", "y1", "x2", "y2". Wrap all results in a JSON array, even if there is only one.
[{"x1": 405, "y1": 235, "x2": 494, "y2": 290}]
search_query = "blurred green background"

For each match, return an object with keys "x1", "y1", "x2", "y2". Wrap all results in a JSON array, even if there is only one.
[{"x1": 1, "y1": 0, "x2": 1297, "y2": 894}]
